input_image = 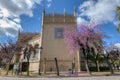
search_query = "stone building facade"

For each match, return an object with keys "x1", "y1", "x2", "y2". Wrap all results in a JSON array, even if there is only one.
[
  {"x1": 39, "y1": 9, "x2": 80, "y2": 73},
  {"x1": 15, "y1": 9, "x2": 82, "y2": 73}
]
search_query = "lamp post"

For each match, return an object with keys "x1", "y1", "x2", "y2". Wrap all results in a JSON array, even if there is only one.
[{"x1": 37, "y1": 46, "x2": 42, "y2": 75}]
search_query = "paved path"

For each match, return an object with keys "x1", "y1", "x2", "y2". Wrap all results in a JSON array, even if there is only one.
[{"x1": 1, "y1": 76, "x2": 120, "y2": 80}]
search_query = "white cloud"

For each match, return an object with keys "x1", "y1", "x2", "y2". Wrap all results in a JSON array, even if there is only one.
[
  {"x1": 77, "y1": 17, "x2": 89, "y2": 25},
  {"x1": 77, "y1": 0, "x2": 120, "y2": 26},
  {"x1": 0, "y1": 0, "x2": 42, "y2": 37},
  {"x1": 0, "y1": 18, "x2": 21, "y2": 37},
  {"x1": 47, "y1": 0, "x2": 52, "y2": 8},
  {"x1": 114, "y1": 43, "x2": 120, "y2": 48},
  {"x1": 13, "y1": 18, "x2": 21, "y2": 24},
  {"x1": 47, "y1": 4, "x2": 51, "y2": 8}
]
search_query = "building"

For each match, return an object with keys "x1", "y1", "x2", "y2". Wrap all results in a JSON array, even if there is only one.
[
  {"x1": 40, "y1": 9, "x2": 80, "y2": 72},
  {"x1": 14, "y1": 32, "x2": 41, "y2": 71},
  {"x1": 15, "y1": 9, "x2": 82, "y2": 73}
]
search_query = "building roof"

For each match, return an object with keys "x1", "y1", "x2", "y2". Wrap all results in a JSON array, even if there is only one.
[{"x1": 16, "y1": 33, "x2": 40, "y2": 46}]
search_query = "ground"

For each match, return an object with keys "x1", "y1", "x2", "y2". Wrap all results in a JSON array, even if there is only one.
[
  {"x1": 1, "y1": 70, "x2": 120, "y2": 80},
  {"x1": 1, "y1": 76, "x2": 120, "y2": 80}
]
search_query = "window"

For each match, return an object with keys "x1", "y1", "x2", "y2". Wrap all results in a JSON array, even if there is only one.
[
  {"x1": 54, "y1": 28, "x2": 64, "y2": 38},
  {"x1": 33, "y1": 49, "x2": 39, "y2": 60},
  {"x1": 29, "y1": 49, "x2": 39, "y2": 61}
]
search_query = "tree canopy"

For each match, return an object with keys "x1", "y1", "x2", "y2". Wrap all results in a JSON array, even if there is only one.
[
  {"x1": 64, "y1": 24, "x2": 103, "y2": 55},
  {"x1": 117, "y1": 6, "x2": 120, "y2": 33},
  {"x1": 117, "y1": 6, "x2": 120, "y2": 20}
]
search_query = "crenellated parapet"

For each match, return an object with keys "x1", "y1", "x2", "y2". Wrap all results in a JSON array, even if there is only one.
[{"x1": 42, "y1": 8, "x2": 76, "y2": 24}]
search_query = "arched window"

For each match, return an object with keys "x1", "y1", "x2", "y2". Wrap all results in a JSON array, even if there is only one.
[{"x1": 32, "y1": 44, "x2": 40, "y2": 60}]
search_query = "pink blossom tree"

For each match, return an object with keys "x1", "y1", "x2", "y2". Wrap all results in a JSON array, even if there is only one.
[{"x1": 64, "y1": 24, "x2": 103, "y2": 74}]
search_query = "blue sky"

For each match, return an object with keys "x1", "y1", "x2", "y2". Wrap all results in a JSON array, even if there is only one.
[{"x1": 0, "y1": 0, "x2": 120, "y2": 46}]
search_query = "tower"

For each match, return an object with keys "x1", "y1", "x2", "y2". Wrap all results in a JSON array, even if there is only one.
[
  {"x1": 40, "y1": 9, "x2": 79, "y2": 72},
  {"x1": 74, "y1": 7, "x2": 76, "y2": 17}
]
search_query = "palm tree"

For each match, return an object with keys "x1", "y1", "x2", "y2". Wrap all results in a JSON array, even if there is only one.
[
  {"x1": 117, "y1": 6, "x2": 120, "y2": 33},
  {"x1": 117, "y1": 7, "x2": 120, "y2": 20}
]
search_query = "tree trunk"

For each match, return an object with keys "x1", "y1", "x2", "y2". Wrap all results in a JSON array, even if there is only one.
[
  {"x1": 111, "y1": 60, "x2": 115, "y2": 70},
  {"x1": 20, "y1": 62, "x2": 23, "y2": 76},
  {"x1": 96, "y1": 60, "x2": 100, "y2": 72},
  {"x1": 83, "y1": 53, "x2": 91, "y2": 75},
  {"x1": 54, "y1": 58, "x2": 59, "y2": 76},
  {"x1": 72, "y1": 58, "x2": 75, "y2": 74},
  {"x1": 106, "y1": 58, "x2": 114, "y2": 74},
  {"x1": 5, "y1": 62, "x2": 10, "y2": 75},
  {"x1": 82, "y1": 47, "x2": 91, "y2": 75},
  {"x1": 84, "y1": 58, "x2": 91, "y2": 75}
]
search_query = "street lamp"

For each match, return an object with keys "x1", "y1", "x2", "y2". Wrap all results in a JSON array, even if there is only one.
[{"x1": 36, "y1": 46, "x2": 42, "y2": 75}]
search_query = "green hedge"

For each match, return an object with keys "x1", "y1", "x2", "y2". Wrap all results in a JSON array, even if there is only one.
[{"x1": 89, "y1": 66, "x2": 110, "y2": 71}]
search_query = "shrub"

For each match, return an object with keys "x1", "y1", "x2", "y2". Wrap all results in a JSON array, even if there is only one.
[{"x1": 89, "y1": 66, "x2": 109, "y2": 71}]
